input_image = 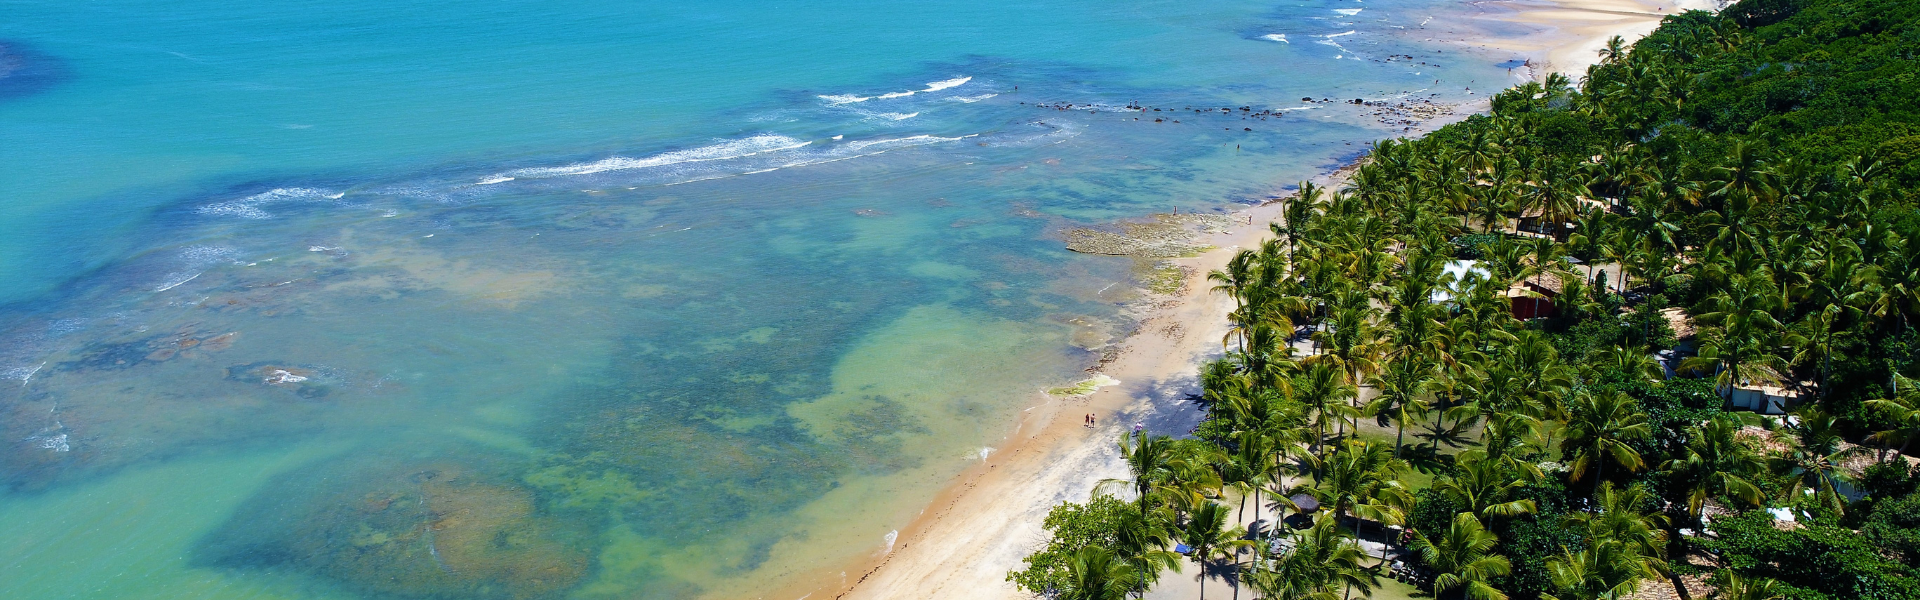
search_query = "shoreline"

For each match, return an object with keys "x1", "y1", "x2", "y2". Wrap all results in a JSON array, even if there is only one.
[
  {"x1": 1462, "y1": 0, "x2": 1723, "y2": 78},
  {"x1": 769, "y1": 1, "x2": 1700, "y2": 599}
]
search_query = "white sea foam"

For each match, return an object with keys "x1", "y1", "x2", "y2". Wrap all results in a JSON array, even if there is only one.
[
  {"x1": 1334, "y1": 8, "x2": 1363, "y2": 16},
  {"x1": 266, "y1": 369, "x2": 309, "y2": 384},
  {"x1": 153, "y1": 245, "x2": 240, "y2": 292},
  {"x1": 648, "y1": 133, "x2": 974, "y2": 187},
  {"x1": 948, "y1": 93, "x2": 997, "y2": 103},
  {"x1": 820, "y1": 76, "x2": 970, "y2": 107},
  {"x1": 838, "y1": 134, "x2": 968, "y2": 154},
  {"x1": 29, "y1": 428, "x2": 69, "y2": 452},
  {"x1": 3, "y1": 363, "x2": 45, "y2": 384},
  {"x1": 923, "y1": 76, "x2": 971, "y2": 92},
  {"x1": 500, "y1": 135, "x2": 812, "y2": 179},
  {"x1": 198, "y1": 187, "x2": 339, "y2": 219},
  {"x1": 818, "y1": 94, "x2": 872, "y2": 105},
  {"x1": 477, "y1": 175, "x2": 515, "y2": 185},
  {"x1": 1319, "y1": 30, "x2": 1359, "y2": 55},
  {"x1": 154, "y1": 272, "x2": 202, "y2": 292},
  {"x1": 1262, "y1": 33, "x2": 1289, "y2": 43},
  {"x1": 876, "y1": 112, "x2": 920, "y2": 121},
  {"x1": 883, "y1": 530, "x2": 899, "y2": 554},
  {"x1": 178, "y1": 245, "x2": 241, "y2": 264}
]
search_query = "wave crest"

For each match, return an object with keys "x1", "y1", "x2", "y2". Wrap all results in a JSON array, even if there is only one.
[
  {"x1": 198, "y1": 188, "x2": 340, "y2": 219},
  {"x1": 496, "y1": 135, "x2": 812, "y2": 180}
]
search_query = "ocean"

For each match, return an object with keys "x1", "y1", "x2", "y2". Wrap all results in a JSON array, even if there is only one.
[{"x1": 0, "y1": 0, "x2": 1523, "y2": 598}]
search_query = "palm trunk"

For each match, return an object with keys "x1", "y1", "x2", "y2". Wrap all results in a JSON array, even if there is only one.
[
  {"x1": 1668, "y1": 522, "x2": 1694, "y2": 600},
  {"x1": 1594, "y1": 454, "x2": 1606, "y2": 498},
  {"x1": 1256, "y1": 476, "x2": 1268, "y2": 525},
  {"x1": 1394, "y1": 412, "x2": 1407, "y2": 458},
  {"x1": 1432, "y1": 406, "x2": 1446, "y2": 451}
]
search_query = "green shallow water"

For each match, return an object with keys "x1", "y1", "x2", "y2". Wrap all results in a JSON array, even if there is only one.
[{"x1": 0, "y1": 0, "x2": 1531, "y2": 597}]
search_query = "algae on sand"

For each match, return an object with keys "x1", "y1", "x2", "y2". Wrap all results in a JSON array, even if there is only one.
[
  {"x1": 1048, "y1": 374, "x2": 1119, "y2": 397},
  {"x1": 1137, "y1": 261, "x2": 1190, "y2": 296},
  {"x1": 1062, "y1": 213, "x2": 1234, "y2": 258}
]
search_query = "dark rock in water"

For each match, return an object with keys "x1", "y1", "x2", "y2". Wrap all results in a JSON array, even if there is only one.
[
  {"x1": 197, "y1": 454, "x2": 593, "y2": 600},
  {"x1": 0, "y1": 41, "x2": 69, "y2": 101}
]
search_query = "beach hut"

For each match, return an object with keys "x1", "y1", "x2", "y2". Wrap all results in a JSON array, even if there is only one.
[
  {"x1": 1728, "y1": 384, "x2": 1798, "y2": 415},
  {"x1": 1507, "y1": 275, "x2": 1563, "y2": 320}
]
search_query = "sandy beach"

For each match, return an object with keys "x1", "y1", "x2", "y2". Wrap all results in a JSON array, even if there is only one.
[
  {"x1": 791, "y1": 2, "x2": 1715, "y2": 599},
  {"x1": 1466, "y1": 0, "x2": 1724, "y2": 78}
]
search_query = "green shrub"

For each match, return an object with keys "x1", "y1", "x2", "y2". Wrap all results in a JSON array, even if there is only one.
[
  {"x1": 1701, "y1": 510, "x2": 1920, "y2": 599},
  {"x1": 1006, "y1": 495, "x2": 1136, "y2": 593},
  {"x1": 1862, "y1": 492, "x2": 1920, "y2": 566}
]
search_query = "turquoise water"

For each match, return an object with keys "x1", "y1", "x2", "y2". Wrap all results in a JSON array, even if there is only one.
[{"x1": 0, "y1": 1, "x2": 1520, "y2": 598}]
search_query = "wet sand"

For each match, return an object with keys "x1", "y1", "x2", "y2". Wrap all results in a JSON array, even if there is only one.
[{"x1": 773, "y1": 2, "x2": 1713, "y2": 599}]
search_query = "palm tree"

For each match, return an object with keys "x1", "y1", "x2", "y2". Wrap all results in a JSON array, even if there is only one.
[
  {"x1": 1474, "y1": 175, "x2": 1517, "y2": 233},
  {"x1": 1700, "y1": 141, "x2": 1774, "y2": 209},
  {"x1": 1222, "y1": 430, "x2": 1275, "y2": 524},
  {"x1": 1103, "y1": 431, "x2": 1185, "y2": 513},
  {"x1": 1434, "y1": 451, "x2": 1539, "y2": 520},
  {"x1": 1183, "y1": 502, "x2": 1254, "y2": 600},
  {"x1": 1524, "y1": 160, "x2": 1589, "y2": 238},
  {"x1": 1598, "y1": 35, "x2": 1628, "y2": 65},
  {"x1": 1280, "y1": 181, "x2": 1326, "y2": 272},
  {"x1": 1681, "y1": 273, "x2": 1790, "y2": 399},
  {"x1": 1508, "y1": 330, "x2": 1574, "y2": 420},
  {"x1": 1558, "y1": 391, "x2": 1651, "y2": 492},
  {"x1": 1366, "y1": 357, "x2": 1434, "y2": 458},
  {"x1": 1061, "y1": 546, "x2": 1143, "y2": 600},
  {"x1": 1409, "y1": 512, "x2": 1512, "y2": 600},
  {"x1": 1866, "y1": 375, "x2": 1920, "y2": 457},
  {"x1": 1796, "y1": 244, "x2": 1867, "y2": 397},
  {"x1": 1113, "y1": 506, "x2": 1184, "y2": 594},
  {"x1": 1708, "y1": 571, "x2": 1785, "y2": 600},
  {"x1": 1246, "y1": 514, "x2": 1376, "y2": 600},
  {"x1": 1568, "y1": 209, "x2": 1618, "y2": 283},
  {"x1": 1239, "y1": 323, "x2": 1299, "y2": 394},
  {"x1": 1105, "y1": 432, "x2": 1221, "y2": 511},
  {"x1": 1565, "y1": 483, "x2": 1668, "y2": 568},
  {"x1": 1767, "y1": 410, "x2": 1857, "y2": 517},
  {"x1": 1660, "y1": 416, "x2": 1765, "y2": 526},
  {"x1": 1480, "y1": 236, "x2": 1536, "y2": 285},
  {"x1": 1297, "y1": 362, "x2": 1356, "y2": 455},
  {"x1": 1307, "y1": 440, "x2": 1412, "y2": 550},
  {"x1": 1211, "y1": 250, "x2": 1261, "y2": 352},
  {"x1": 1861, "y1": 238, "x2": 1920, "y2": 333},
  {"x1": 1545, "y1": 490, "x2": 1669, "y2": 600},
  {"x1": 1542, "y1": 541, "x2": 1663, "y2": 600},
  {"x1": 1589, "y1": 345, "x2": 1663, "y2": 382}
]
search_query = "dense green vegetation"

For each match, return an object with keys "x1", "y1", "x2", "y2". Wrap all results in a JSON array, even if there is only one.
[{"x1": 1009, "y1": 0, "x2": 1920, "y2": 598}]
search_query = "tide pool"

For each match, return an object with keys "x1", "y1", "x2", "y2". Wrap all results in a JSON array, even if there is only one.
[{"x1": 0, "y1": 0, "x2": 1525, "y2": 597}]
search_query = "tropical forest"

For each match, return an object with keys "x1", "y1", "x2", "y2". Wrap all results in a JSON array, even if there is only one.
[{"x1": 1010, "y1": 0, "x2": 1920, "y2": 598}]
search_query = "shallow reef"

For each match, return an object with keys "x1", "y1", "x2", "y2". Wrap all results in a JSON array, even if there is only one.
[{"x1": 197, "y1": 450, "x2": 594, "y2": 600}]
